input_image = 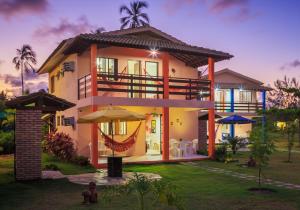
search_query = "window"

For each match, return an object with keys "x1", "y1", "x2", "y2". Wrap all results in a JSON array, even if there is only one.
[
  {"x1": 50, "y1": 76, "x2": 55, "y2": 93},
  {"x1": 61, "y1": 115, "x2": 65, "y2": 126},
  {"x1": 239, "y1": 90, "x2": 252, "y2": 102},
  {"x1": 57, "y1": 116, "x2": 60, "y2": 126},
  {"x1": 100, "y1": 121, "x2": 127, "y2": 135},
  {"x1": 96, "y1": 57, "x2": 118, "y2": 80},
  {"x1": 119, "y1": 121, "x2": 127, "y2": 135}
]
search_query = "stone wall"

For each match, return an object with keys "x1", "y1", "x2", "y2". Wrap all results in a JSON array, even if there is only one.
[{"x1": 15, "y1": 109, "x2": 42, "y2": 181}]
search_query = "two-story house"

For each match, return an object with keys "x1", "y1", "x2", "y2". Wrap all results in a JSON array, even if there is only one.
[
  {"x1": 213, "y1": 69, "x2": 272, "y2": 141},
  {"x1": 38, "y1": 26, "x2": 233, "y2": 167}
]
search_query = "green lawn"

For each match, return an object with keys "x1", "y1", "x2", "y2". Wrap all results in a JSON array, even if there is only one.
[
  {"x1": 196, "y1": 150, "x2": 300, "y2": 185},
  {"x1": 0, "y1": 153, "x2": 300, "y2": 210}
]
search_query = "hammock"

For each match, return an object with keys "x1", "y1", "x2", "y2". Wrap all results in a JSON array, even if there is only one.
[{"x1": 99, "y1": 122, "x2": 142, "y2": 152}]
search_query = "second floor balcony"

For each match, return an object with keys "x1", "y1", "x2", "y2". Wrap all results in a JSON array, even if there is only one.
[
  {"x1": 78, "y1": 72, "x2": 211, "y2": 101},
  {"x1": 215, "y1": 101, "x2": 264, "y2": 113}
]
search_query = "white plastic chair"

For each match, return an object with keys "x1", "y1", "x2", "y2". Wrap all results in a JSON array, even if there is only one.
[
  {"x1": 192, "y1": 139, "x2": 198, "y2": 154},
  {"x1": 169, "y1": 139, "x2": 180, "y2": 157}
]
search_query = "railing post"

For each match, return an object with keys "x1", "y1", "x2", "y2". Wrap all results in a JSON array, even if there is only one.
[
  {"x1": 189, "y1": 79, "x2": 192, "y2": 100},
  {"x1": 248, "y1": 102, "x2": 250, "y2": 112},
  {"x1": 130, "y1": 75, "x2": 134, "y2": 98},
  {"x1": 78, "y1": 79, "x2": 80, "y2": 100},
  {"x1": 84, "y1": 76, "x2": 87, "y2": 98}
]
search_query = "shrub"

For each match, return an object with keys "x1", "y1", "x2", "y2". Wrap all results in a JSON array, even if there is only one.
[
  {"x1": 72, "y1": 155, "x2": 90, "y2": 166},
  {"x1": 44, "y1": 132, "x2": 75, "y2": 161},
  {"x1": 197, "y1": 149, "x2": 208, "y2": 156},
  {"x1": 215, "y1": 144, "x2": 227, "y2": 162},
  {"x1": 0, "y1": 131, "x2": 14, "y2": 154},
  {"x1": 44, "y1": 164, "x2": 59, "y2": 171}
]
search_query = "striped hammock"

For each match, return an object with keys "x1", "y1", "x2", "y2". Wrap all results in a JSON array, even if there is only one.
[{"x1": 99, "y1": 122, "x2": 142, "y2": 152}]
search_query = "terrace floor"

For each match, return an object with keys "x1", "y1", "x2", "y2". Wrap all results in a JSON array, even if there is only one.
[{"x1": 98, "y1": 154, "x2": 208, "y2": 164}]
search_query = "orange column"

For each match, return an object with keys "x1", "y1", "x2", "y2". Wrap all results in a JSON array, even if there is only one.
[
  {"x1": 90, "y1": 44, "x2": 98, "y2": 167},
  {"x1": 162, "y1": 53, "x2": 170, "y2": 161},
  {"x1": 208, "y1": 57, "x2": 215, "y2": 158}
]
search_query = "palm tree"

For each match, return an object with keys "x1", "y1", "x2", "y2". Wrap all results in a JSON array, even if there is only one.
[
  {"x1": 119, "y1": 1, "x2": 150, "y2": 29},
  {"x1": 12, "y1": 45, "x2": 37, "y2": 95}
]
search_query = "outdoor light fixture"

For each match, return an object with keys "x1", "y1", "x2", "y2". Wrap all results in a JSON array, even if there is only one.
[
  {"x1": 215, "y1": 84, "x2": 220, "y2": 91},
  {"x1": 149, "y1": 48, "x2": 159, "y2": 58},
  {"x1": 239, "y1": 85, "x2": 244, "y2": 91}
]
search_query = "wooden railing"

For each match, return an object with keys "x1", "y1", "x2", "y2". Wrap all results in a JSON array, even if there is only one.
[
  {"x1": 215, "y1": 102, "x2": 263, "y2": 113},
  {"x1": 78, "y1": 73, "x2": 211, "y2": 100}
]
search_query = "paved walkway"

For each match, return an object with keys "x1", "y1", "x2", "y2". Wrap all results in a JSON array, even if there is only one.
[
  {"x1": 181, "y1": 162, "x2": 300, "y2": 191},
  {"x1": 42, "y1": 170, "x2": 161, "y2": 186}
]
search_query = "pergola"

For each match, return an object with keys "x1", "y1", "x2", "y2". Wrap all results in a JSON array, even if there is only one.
[{"x1": 6, "y1": 91, "x2": 75, "y2": 181}]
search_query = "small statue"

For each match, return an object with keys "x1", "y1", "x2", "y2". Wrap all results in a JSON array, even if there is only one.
[{"x1": 82, "y1": 182, "x2": 98, "y2": 204}]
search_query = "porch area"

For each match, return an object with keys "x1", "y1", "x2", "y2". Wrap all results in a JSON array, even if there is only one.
[{"x1": 77, "y1": 105, "x2": 212, "y2": 167}]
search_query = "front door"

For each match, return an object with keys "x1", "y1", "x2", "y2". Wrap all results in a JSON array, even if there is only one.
[
  {"x1": 128, "y1": 60, "x2": 141, "y2": 98},
  {"x1": 146, "y1": 114, "x2": 162, "y2": 155}
]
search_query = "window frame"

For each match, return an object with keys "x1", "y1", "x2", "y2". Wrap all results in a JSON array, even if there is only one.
[
  {"x1": 50, "y1": 76, "x2": 55, "y2": 93},
  {"x1": 100, "y1": 121, "x2": 127, "y2": 136},
  {"x1": 96, "y1": 57, "x2": 118, "y2": 80}
]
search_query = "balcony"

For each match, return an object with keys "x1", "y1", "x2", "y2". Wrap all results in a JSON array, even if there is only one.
[
  {"x1": 215, "y1": 101, "x2": 263, "y2": 113},
  {"x1": 78, "y1": 73, "x2": 211, "y2": 101}
]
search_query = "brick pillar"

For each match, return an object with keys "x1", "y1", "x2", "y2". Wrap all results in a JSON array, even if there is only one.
[
  {"x1": 198, "y1": 120, "x2": 207, "y2": 151},
  {"x1": 15, "y1": 109, "x2": 42, "y2": 181}
]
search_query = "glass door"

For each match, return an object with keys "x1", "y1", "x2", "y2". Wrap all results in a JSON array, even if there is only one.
[
  {"x1": 128, "y1": 60, "x2": 141, "y2": 98},
  {"x1": 146, "y1": 114, "x2": 162, "y2": 155},
  {"x1": 145, "y1": 62, "x2": 158, "y2": 99}
]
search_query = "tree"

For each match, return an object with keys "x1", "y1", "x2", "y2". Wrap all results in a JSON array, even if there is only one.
[
  {"x1": 12, "y1": 45, "x2": 37, "y2": 95},
  {"x1": 250, "y1": 118, "x2": 275, "y2": 188},
  {"x1": 268, "y1": 76, "x2": 300, "y2": 145},
  {"x1": 119, "y1": 1, "x2": 150, "y2": 29},
  {"x1": 268, "y1": 76, "x2": 300, "y2": 108},
  {"x1": 266, "y1": 108, "x2": 299, "y2": 162}
]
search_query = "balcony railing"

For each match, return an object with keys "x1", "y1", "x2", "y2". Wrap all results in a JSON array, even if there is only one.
[
  {"x1": 215, "y1": 102, "x2": 263, "y2": 113},
  {"x1": 78, "y1": 73, "x2": 211, "y2": 100}
]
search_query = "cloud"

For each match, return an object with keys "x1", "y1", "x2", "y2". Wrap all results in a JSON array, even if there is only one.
[
  {"x1": 210, "y1": 0, "x2": 249, "y2": 12},
  {"x1": 280, "y1": 59, "x2": 300, "y2": 70},
  {"x1": 33, "y1": 16, "x2": 96, "y2": 38},
  {"x1": 162, "y1": 0, "x2": 255, "y2": 22},
  {"x1": 0, "y1": 74, "x2": 21, "y2": 87},
  {"x1": 26, "y1": 81, "x2": 48, "y2": 92},
  {"x1": 163, "y1": 0, "x2": 204, "y2": 15},
  {"x1": 209, "y1": 0, "x2": 257, "y2": 22},
  {"x1": 0, "y1": 59, "x2": 4, "y2": 66},
  {"x1": 0, "y1": 0, "x2": 49, "y2": 19},
  {"x1": 0, "y1": 71, "x2": 47, "y2": 88}
]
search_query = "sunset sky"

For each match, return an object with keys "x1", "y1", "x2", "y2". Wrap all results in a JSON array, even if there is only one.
[{"x1": 0, "y1": 0, "x2": 299, "y2": 96}]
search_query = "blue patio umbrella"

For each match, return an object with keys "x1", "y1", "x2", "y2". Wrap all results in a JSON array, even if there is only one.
[
  {"x1": 217, "y1": 114, "x2": 256, "y2": 124},
  {"x1": 216, "y1": 114, "x2": 255, "y2": 139}
]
